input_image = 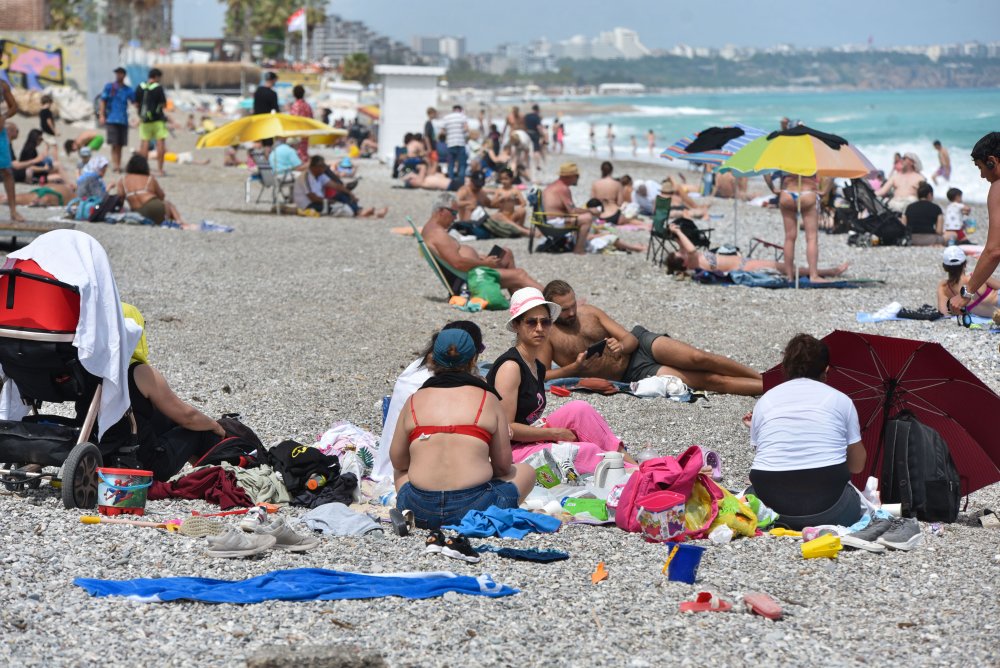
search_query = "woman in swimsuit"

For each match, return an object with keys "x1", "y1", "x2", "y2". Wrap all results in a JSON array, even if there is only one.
[
  {"x1": 937, "y1": 245, "x2": 1000, "y2": 320},
  {"x1": 764, "y1": 171, "x2": 824, "y2": 281},
  {"x1": 665, "y1": 223, "x2": 848, "y2": 277},
  {"x1": 390, "y1": 328, "x2": 535, "y2": 530},
  {"x1": 487, "y1": 288, "x2": 632, "y2": 476},
  {"x1": 115, "y1": 154, "x2": 186, "y2": 226},
  {"x1": 0, "y1": 182, "x2": 74, "y2": 207},
  {"x1": 484, "y1": 168, "x2": 530, "y2": 234}
]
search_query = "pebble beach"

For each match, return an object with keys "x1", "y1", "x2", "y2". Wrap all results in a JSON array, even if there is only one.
[{"x1": 1, "y1": 122, "x2": 998, "y2": 667}]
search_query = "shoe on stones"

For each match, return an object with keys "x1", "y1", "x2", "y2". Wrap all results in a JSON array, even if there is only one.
[
  {"x1": 425, "y1": 530, "x2": 446, "y2": 555},
  {"x1": 239, "y1": 506, "x2": 267, "y2": 532},
  {"x1": 441, "y1": 534, "x2": 480, "y2": 563},
  {"x1": 254, "y1": 518, "x2": 320, "y2": 552},
  {"x1": 840, "y1": 534, "x2": 886, "y2": 553},
  {"x1": 206, "y1": 528, "x2": 276, "y2": 558},
  {"x1": 877, "y1": 517, "x2": 923, "y2": 551},
  {"x1": 846, "y1": 517, "x2": 894, "y2": 543}
]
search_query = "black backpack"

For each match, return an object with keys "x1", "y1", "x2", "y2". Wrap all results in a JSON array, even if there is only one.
[
  {"x1": 881, "y1": 411, "x2": 961, "y2": 522},
  {"x1": 193, "y1": 414, "x2": 263, "y2": 469}
]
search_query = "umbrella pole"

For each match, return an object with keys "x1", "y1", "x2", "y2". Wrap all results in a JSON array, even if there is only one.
[
  {"x1": 795, "y1": 174, "x2": 802, "y2": 289},
  {"x1": 733, "y1": 196, "x2": 738, "y2": 249}
]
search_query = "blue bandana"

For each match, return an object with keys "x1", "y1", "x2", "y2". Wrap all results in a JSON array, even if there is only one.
[{"x1": 433, "y1": 329, "x2": 476, "y2": 368}]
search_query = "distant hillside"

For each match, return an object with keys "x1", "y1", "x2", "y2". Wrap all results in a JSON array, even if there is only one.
[{"x1": 447, "y1": 52, "x2": 1000, "y2": 89}]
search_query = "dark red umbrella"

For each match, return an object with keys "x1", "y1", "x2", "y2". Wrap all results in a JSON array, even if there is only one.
[{"x1": 762, "y1": 330, "x2": 1000, "y2": 494}]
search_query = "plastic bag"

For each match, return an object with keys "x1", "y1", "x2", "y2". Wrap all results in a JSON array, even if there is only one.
[{"x1": 467, "y1": 266, "x2": 509, "y2": 310}]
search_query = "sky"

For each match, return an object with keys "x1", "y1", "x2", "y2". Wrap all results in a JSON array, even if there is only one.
[{"x1": 174, "y1": 0, "x2": 1000, "y2": 51}]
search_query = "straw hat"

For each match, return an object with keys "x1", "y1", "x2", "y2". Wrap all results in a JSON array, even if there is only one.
[
  {"x1": 559, "y1": 162, "x2": 580, "y2": 177},
  {"x1": 506, "y1": 287, "x2": 562, "y2": 332},
  {"x1": 903, "y1": 152, "x2": 923, "y2": 172}
]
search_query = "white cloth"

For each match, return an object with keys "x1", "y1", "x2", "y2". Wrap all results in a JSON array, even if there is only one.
[
  {"x1": 944, "y1": 201, "x2": 964, "y2": 232},
  {"x1": 630, "y1": 375, "x2": 688, "y2": 398},
  {"x1": 633, "y1": 180, "x2": 660, "y2": 214},
  {"x1": 750, "y1": 378, "x2": 861, "y2": 472},
  {"x1": 292, "y1": 171, "x2": 330, "y2": 209},
  {"x1": 373, "y1": 358, "x2": 431, "y2": 482},
  {"x1": 442, "y1": 111, "x2": 468, "y2": 148},
  {"x1": 5, "y1": 230, "x2": 141, "y2": 437}
]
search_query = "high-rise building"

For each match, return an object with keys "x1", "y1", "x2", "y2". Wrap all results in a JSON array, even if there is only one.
[
  {"x1": 0, "y1": 0, "x2": 47, "y2": 30},
  {"x1": 313, "y1": 14, "x2": 417, "y2": 65}
]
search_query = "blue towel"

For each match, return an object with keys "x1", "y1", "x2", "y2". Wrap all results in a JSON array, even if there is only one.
[
  {"x1": 74, "y1": 568, "x2": 517, "y2": 603},
  {"x1": 475, "y1": 545, "x2": 570, "y2": 562},
  {"x1": 442, "y1": 506, "x2": 562, "y2": 538},
  {"x1": 857, "y1": 311, "x2": 994, "y2": 325}
]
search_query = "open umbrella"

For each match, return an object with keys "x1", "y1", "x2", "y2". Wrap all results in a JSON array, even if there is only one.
[
  {"x1": 196, "y1": 113, "x2": 346, "y2": 149},
  {"x1": 661, "y1": 123, "x2": 766, "y2": 247},
  {"x1": 762, "y1": 330, "x2": 1000, "y2": 494}
]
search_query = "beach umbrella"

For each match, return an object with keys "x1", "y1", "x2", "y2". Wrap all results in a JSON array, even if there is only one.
[
  {"x1": 196, "y1": 113, "x2": 346, "y2": 149},
  {"x1": 762, "y1": 330, "x2": 1000, "y2": 495},
  {"x1": 660, "y1": 123, "x2": 767, "y2": 247}
]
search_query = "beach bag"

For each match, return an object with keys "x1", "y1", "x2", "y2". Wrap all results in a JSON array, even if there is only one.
[
  {"x1": 88, "y1": 193, "x2": 123, "y2": 223},
  {"x1": 873, "y1": 212, "x2": 909, "y2": 246},
  {"x1": 708, "y1": 485, "x2": 758, "y2": 538},
  {"x1": 67, "y1": 197, "x2": 102, "y2": 221},
  {"x1": 683, "y1": 474, "x2": 724, "y2": 540},
  {"x1": 467, "y1": 266, "x2": 509, "y2": 310},
  {"x1": 193, "y1": 414, "x2": 263, "y2": 469},
  {"x1": 881, "y1": 411, "x2": 961, "y2": 522},
  {"x1": 615, "y1": 446, "x2": 704, "y2": 533}
]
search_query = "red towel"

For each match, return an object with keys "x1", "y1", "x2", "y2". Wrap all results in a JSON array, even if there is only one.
[{"x1": 148, "y1": 466, "x2": 252, "y2": 509}]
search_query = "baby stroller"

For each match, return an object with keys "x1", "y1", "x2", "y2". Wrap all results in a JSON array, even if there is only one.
[
  {"x1": 0, "y1": 259, "x2": 138, "y2": 509},
  {"x1": 842, "y1": 178, "x2": 910, "y2": 247}
]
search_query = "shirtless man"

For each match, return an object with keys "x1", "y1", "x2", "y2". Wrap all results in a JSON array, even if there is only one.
[
  {"x1": 0, "y1": 84, "x2": 24, "y2": 222},
  {"x1": 402, "y1": 166, "x2": 454, "y2": 191},
  {"x1": 455, "y1": 171, "x2": 491, "y2": 220},
  {"x1": 932, "y1": 140, "x2": 951, "y2": 184},
  {"x1": 541, "y1": 162, "x2": 596, "y2": 254},
  {"x1": 421, "y1": 194, "x2": 541, "y2": 292},
  {"x1": 591, "y1": 161, "x2": 625, "y2": 224},
  {"x1": 539, "y1": 280, "x2": 763, "y2": 396},
  {"x1": 876, "y1": 152, "x2": 925, "y2": 212},
  {"x1": 484, "y1": 168, "x2": 530, "y2": 235}
]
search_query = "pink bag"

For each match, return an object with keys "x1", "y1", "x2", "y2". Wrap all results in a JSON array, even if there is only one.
[{"x1": 615, "y1": 445, "x2": 704, "y2": 533}]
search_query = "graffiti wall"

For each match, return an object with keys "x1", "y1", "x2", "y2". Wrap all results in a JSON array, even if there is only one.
[
  {"x1": 0, "y1": 39, "x2": 65, "y2": 88},
  {"x1": 0, "y1": 31, "x2": 119, "y2": 100}
]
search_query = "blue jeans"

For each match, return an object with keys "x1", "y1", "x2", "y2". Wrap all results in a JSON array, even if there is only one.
[
  {"x1": 397, "y1": 479, "x2": 519, "y2": 529},
  {"x1": 447, "y1": 146, "x2": 467, "y2": 182}
]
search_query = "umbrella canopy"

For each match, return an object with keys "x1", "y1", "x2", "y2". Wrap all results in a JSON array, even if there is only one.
[
  {"x1": 660, "y1": 123, "x2": 766, "y2": 166},
  {"x1": 762, "y1": 330, "x2": 1000, "y2": 494},
  {"x1": 718, "y1": 125, "x2": 876, "y2": 178},
  {"x1": 358, "y1": 105, "x2": 380, "y2": 119},
  {"x1": 196, "y1": 113, "x2": 347, "y2": 149}
]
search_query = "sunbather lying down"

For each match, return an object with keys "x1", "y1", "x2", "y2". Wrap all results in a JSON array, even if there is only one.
[
  {"x1": 666, "y1": 223, "x2": 849, "y2": 278},
  {"x1": 0, "y1": 182, "x2": 75, "y2": 207}
]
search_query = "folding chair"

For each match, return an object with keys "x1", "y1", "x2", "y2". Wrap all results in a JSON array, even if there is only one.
[
  {"x1": 748, "y1": 238, "x2": 784, "y2": 263},
  {"x1": 245, "y1": 148, "x2": 294, "y2": 214},
  {"x1": 647, "y1": 195, "x2": 672, "y2": 266},
  {"x1": 406, "y1": 216, "x2": 466, "y2": 297}
]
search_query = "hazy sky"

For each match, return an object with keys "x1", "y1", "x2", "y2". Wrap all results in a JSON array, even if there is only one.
[{"x1": 174, "y1": 0, "x2": 999, "y2": 50}]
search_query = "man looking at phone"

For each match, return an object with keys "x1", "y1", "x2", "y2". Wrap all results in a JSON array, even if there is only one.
[{"x1": 538, "y1": 280, "x2": 762, "y2": 396}]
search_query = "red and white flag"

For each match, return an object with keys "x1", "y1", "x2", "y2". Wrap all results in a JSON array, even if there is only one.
[{"x1": 287, "y1": 8, "x2": 306, "y2": 33}]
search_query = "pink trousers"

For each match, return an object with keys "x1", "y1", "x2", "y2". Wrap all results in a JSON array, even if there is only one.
[{"x1": 511, "y1": 400, "x2": 623, "y2": 474}]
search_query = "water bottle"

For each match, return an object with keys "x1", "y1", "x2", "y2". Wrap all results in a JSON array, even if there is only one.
[
  {"x1": 378, "y1": 490, "x2": 397, "y2": 506},
  {"x1": 460, "y1": 283, "x2": 470, "y2": 300},
  {"x1": 965, "y1": 218, "x2": 977, "y2": 235},
  {"x1": 306, "y1": 474, "x2": 327, "y2": 491},
  {"x1": 635, "y1": 443, "x2": 658, "y2": 464}
]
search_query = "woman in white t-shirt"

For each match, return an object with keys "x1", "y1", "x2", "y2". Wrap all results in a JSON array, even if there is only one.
[{"x1": 749, "y1": 334, "x2": 866, "y2": 529}]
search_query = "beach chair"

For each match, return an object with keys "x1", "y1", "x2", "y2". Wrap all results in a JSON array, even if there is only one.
[
  {"x1": 647, "y1": 195, "x2": 673, "y2": 266},
  {"x1": 245, "y1": 148, "x2": 294, "y2": 214},
  {"x1": 528, "y1": 210, "x2": 581, "y2": 254},
  {"x1": 748, "y1": 237, "x2": 784, "y2": 263},
  {"x1": 406, "y1": 216, "x2": 466, "y2": 297}
]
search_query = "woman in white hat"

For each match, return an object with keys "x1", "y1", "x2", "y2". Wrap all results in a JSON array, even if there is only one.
[
  {"x1": 486, "y1": 287, "x2": 631, "y2": 474},
  {"x1": 937, "y1": 245, "x2": 1000, "y2": 322}
]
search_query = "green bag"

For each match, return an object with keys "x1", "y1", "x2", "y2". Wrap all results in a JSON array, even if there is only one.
[{"x1": 467, "y1": 266, "x2": 509, "y2": 310}]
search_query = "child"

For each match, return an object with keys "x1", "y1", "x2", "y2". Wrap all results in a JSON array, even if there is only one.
[
  {"x1": 944, "y1": 187, "x2": 973, "y2": 244},
  {"x1": 39, "y1": 94, "x2": 57, "y2": 139}
]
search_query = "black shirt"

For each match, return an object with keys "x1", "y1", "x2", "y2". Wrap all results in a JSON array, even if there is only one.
[
  {"x1": 486, "y1": 347, "x2": 546, "y2": 427},
  {"x1": 904, "y1": 200, "x2": 942, "y2": 235},
  {"x1": 253, "y1": 86, "x2": 279, "y2": 115},
  {"x1": 523, "y1": 112, "x2": 542, "y2": 134},
  {"x1": 39, "y1": 108, "x2": 55, "y2": 135}
]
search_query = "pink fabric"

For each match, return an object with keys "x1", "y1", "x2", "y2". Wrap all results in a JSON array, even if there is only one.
[{"x1": 511, "y1": 400, "x2": 623, "y2": 473}]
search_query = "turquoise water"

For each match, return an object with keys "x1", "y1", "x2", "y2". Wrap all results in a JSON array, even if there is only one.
[{"x1": 559, "y1": 88, "x2": 1000, "y2": 203}]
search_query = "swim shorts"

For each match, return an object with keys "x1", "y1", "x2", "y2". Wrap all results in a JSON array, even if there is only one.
[
  {"x1": 0, "y1": 128, "x2": 11, "y2": 170},
  {"x1": 139, "y1": 121, "x2": 168, "y2": 141},
  {"x1": 87, "y1": 135, "x2": 105, "y2": 151},
  {"x1": 396, "y1": 479, "x2": 520, "y2": 530},
  {"x1": 622, "y1": 325, "x2": 670, "y2": 383}
]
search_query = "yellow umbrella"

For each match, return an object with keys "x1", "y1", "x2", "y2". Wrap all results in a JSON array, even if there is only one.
[{"x1": 195, "y1": 113, "x2": 347, "y2": 149}]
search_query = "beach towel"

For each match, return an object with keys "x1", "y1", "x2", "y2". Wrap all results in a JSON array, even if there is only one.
[
  {"x1": 443, "y1": 506, "x2": 562, "y2": 539},
  {"x1": 695, "y1": 269, "x2": 880, "y2": 289},
  {"x1": 74, "y1": 568, "x2": 517, "y2": 603},
  {"x1": 4, "y1": 230, "x2": 142, "y2": 437},
  {"x1": 856, "y1": 311, "x2": 994, "y2": 326}
]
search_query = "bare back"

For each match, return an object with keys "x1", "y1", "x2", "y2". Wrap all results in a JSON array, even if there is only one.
[
  {"x1": 591, "y1": 177, "x2": 623, "y2": 215},
  {"x1": 542, "y1": 180, "x2": 573, "y2": 215}
]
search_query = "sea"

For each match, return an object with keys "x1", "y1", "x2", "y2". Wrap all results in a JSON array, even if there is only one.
[{"x1": 556, "y1": 88, "x2": 1000, "y2": 204}]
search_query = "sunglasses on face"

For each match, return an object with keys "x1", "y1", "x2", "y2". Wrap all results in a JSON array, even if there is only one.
[
  {"x1": 521, "y1": 317, "x2": 553, "y2": 329},
  {"x1": 445, "y1": 208, "x2": 459, "y2": 218}
]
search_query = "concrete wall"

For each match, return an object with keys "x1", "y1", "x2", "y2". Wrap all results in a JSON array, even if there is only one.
[
  {"x1": 375, "y1": 67, "x2": 443, "y2": 163},
  {"x1": 1, "y1": 31, "x2": 121, "y2": 100}
]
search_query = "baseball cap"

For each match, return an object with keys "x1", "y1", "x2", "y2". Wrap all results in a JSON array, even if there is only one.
[
  {"x1": 942, "y1": 246, "x2": 966, "y2": 266},
  {"x1": 114, "y1": 66, "x2": 126, "y2": 74}
]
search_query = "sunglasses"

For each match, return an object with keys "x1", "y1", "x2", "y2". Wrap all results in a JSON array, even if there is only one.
[
  {"x1": 445, "y1": 208, "x2": 459, "y2": 218},
  {"x1": 956, "y1": 311, "x2": 973, "y2": 328},
  {"x1": 521, "y1": 317, "x2": 553, "y2": 329}
]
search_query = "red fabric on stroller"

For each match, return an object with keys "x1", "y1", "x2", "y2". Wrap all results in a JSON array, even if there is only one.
[{"x1": 0, "y1": 259, "x2": 80, "y2": 333}]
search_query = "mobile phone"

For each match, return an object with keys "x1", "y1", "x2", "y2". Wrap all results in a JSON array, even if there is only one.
[
  {"x1": 585, "y1": 340, "x2": 607, "y2": 359},
  {"x1": 488, "y1": 245, "x2": 504, "y2": 258}
]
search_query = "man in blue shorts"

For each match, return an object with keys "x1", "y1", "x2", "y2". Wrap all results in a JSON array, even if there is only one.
[{"x1": 0, "y1": 80, "x2": 23, "y2": 222}]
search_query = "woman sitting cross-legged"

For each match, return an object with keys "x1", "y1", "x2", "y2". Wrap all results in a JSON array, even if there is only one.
[
  {"x1": 390, "y1": 328, "x2": 536, "y2": 530},
  {"x1": 487, "y1": 287, "x2": 633, "y2": 474},
  {"x1": 748, "y1": 333, "x2": 866, "y2": 530}
]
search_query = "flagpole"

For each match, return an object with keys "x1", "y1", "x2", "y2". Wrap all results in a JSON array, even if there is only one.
[{"x1": 302, "y1": 19, "x2": 308, "y2": 62}]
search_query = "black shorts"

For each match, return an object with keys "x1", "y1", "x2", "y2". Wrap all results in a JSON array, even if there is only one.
[
  {"x1": 527, "y1": 130, "x2": 541, "y2": 152},
  {"x1": 106, "y1": 123, "x2": 128, "y2": 147},
  {"x1": 622, "y1": 325, "x2": 669, "y2": 383}
]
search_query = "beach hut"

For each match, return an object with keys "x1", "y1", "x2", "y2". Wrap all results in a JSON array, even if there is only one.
[{"x1": 374, "y1": 65, "x2": 445, "y2": 164}]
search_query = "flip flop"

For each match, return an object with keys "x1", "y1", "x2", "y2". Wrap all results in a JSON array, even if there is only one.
[
  {"x1": 743, "y1": 591, "x2": 783, "y2": 620},
  {"x1": 389, "y1": 509, "x2": 415, "y2": 537},
  {"x1": 742, "y1": 411, "x2": 753, "y2": 428},
  {"x1": 205, "y1": 529, "x2": 276, "y2": 558},
  {"x1": 679, "y1": 591, "x2": 733, "y2": 613}
]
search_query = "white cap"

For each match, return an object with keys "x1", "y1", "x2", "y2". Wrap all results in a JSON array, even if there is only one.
[{"x1": 942, "y1": 246, "x2": 966, "y2": 266}]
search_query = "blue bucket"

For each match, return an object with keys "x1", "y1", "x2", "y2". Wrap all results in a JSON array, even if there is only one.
[{"x1": 665, "y1": 543, "x2": 706, "y2": 584}]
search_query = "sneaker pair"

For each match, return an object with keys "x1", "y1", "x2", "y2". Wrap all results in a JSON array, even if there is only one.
[
  {"x1": 842, "y1": 517, "x2": 923, "y2": 552},
  {"x1": 425, "y1": 530, "x2": 480, "y2": 563}
]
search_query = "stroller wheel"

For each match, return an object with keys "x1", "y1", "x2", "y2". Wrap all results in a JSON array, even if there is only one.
[
  {"x1": 1, "y1": 463, "x2": 42, "y2": 491},
  {"x1": 61, "y1": 443, "x2": 102, "y2": 510}
]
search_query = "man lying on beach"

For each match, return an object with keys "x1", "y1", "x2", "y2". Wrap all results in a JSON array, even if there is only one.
[
  {"x1": 421, "y1": 194, "x2": 541, "y2": 292},
  {"x1": 538, "y1": 280, "x2": 763, "y2": 396},
  {"x1": 402, "y1": 164, "x2": 455, "y2": 191},
  {"x1": 876, "y1": 152, "x2": 925, "y2": 212}
]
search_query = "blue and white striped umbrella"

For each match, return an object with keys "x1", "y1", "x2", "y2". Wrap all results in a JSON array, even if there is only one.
[{"x1": 660, "y1": 123, "x2": 767, "y2": 165}]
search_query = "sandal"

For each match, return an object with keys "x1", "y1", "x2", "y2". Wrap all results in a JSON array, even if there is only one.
[
  {"x1": 205, "y1": 528, "x2": 276, "y2": 558},
  {"x1": 679, "y1": 591, "x2": 732, "y2": 613},
  {"x1": 743, "y1": 591, "x2": 783, "y2": 620}
]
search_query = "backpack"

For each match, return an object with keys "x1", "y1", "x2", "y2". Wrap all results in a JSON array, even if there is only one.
[
  {"x1": 193, "y1": 414, "x2": 263, "y2": 469},
  {"x1": 137, "y1": 82, "x2": 162, "y2": 123},
  {"x1": 873, "y1": 212, "x2": 910, "y2": 246},
  {"x1": 881, "y1": 411, "x2": 961, "y2": 522},
  {"x1": 264, "y1": 439, "x2": 341, "y2": 494},
  {"x1": 66, "y1": 196, "x2": 102, "y2": 221},
  {"x1": 615, "y1": 446, "x2": 704, "y2": 534},
  {"x1": 89, "y1": 194, "x2": 124, "y2": 223},
  {"x1": 674, "y1": 217, "x2": 711, "y2": 249}
]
